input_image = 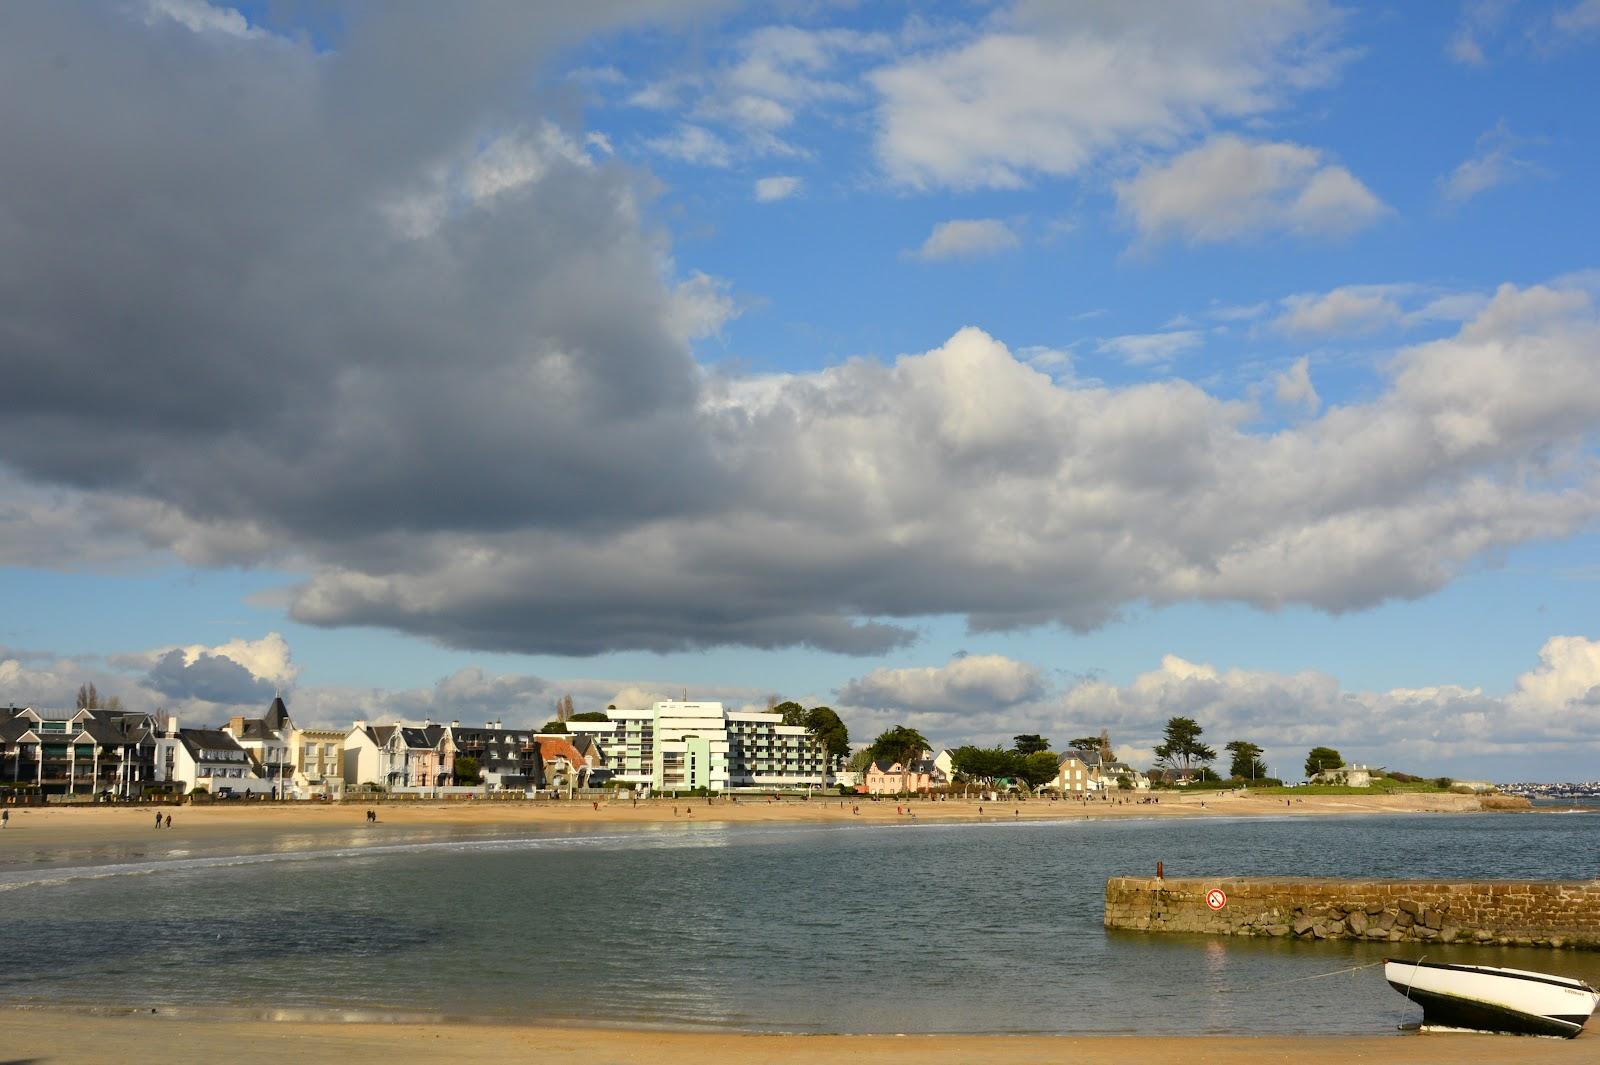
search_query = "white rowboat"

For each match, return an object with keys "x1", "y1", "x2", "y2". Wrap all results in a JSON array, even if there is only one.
[{"x1": 1385, "y1": 958, "x2": 1599, "y2": 1038}]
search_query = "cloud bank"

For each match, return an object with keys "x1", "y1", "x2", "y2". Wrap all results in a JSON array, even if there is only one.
[
  {"x1": 831, "y1": 636, "x2": 1600, "y2": 778},
  {"x1": 2, "y1": 6, "x2": 1600, "y2": 662}
]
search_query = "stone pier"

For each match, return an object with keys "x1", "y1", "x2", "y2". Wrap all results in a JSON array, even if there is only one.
[{"x1": 1105, "y1": 876, "x2": 1600, "y2": 949}]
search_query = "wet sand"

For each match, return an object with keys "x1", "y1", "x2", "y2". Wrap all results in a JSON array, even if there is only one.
[{"x1": 2, "y1": 1011, "x2": 1591, "y2": 1065}]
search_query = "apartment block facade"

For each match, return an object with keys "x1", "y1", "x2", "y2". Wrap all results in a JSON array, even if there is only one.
[
  {"x1": 566, "y1": 701, "x2": 825, "y2": 793},
  {"x1": 0, "y1": 705, "x2": 162, "y2": 797}
]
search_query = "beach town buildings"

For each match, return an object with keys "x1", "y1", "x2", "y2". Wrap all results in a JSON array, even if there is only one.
[
  {"x1": 1053, "y1": 750, "x2": 1103, "y2": 794},
  {"x1": 443, "y1": 721, "x2": 604, "y2": 793},
  {"x1": 343, "y1": 722, "x2": 450, "y2": 789},
  {"x1": 0, "y1": 705, "x2": 163, "y2": 797},
  {"x1": 295, "y1": 727, "x2": 346, "y2": 798},
  {"x1": 220, "y1": 697, "x2": 344, "y2": 798},
  {"x1": 1103, "y1": 760, "x2": 1149, "y2": 790},
  {"x1": 863, "y1": 754, "x2": 942, "y2": 794},
  {"x1": 163, "y1": 725, "x2": 273, "y2": 796},
  {"x1": 1309, "y1": 764, "x2": 1374, "y2": 787},
  {"x1": 447, "y1": 722, "x2": 547, "y2": 791},
  {"x1": 565, "y1": 701, "x2": 826, "y2": 793},
  {"x1": 535, "y1": 734, "x2": 600, "y2": 790},
  {"x1": 223, "y1": 697, "x2": 296, "y2": 798},
  {"x1": 338, "y1": 719, "x2": 606, "y2": 794}
]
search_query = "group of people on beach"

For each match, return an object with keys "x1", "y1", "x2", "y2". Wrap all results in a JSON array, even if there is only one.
[{"x1": 153, "y1": 811, "x2": 172, "y2": 829}]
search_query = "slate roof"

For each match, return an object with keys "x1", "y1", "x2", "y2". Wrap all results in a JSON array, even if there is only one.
[
  {"x1": 34, "y1": 706, "x2": 81, "y2": 721},
  {"x1": 179, "y1": 728, "x2": 249, "y2": 760},
  {"x1": 870, "y1": 758, "x2": 934, "y2": 774},
  {"x1": 1061, "y1": 749, "x2": 1103, "y2": 768},
  {"x1": 397, "y1": 724, "x2": 446, "y2": 750},
  {"x1": 1, "y1": 706, "x2": 155, "y2": 746},
  {"x1": 237, "y1": 718, "x2": 277, "y2": 741},
  {"x1": 263, "y1": 697, "x2": 291, "y2": 732},
  {"x1": 450, "y1": 726, "x2": 535, "y2": 745}
]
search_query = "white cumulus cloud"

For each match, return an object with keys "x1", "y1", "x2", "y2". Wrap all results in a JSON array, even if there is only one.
[
  {"x1": 754, "y1": 175, "x2": 803, "y2": 202},
  {"x1": 1117, "y1": 135, "x2": 1386, "y2": 246},
  {"x1": 840, "y1": 654, "x2": 1046, "y2": 715},
  {"x1": 871, "y1": 0, "x2": 1347, "y2": 190},
  {"x1": 913, "y1": 219, "x2": 1021, "y2": 261},
  {"x1": 1441, "y1": 120, "x2": 1542, "y2": 205},
  {"x1": 1097, "y1": 330, "x2": 1203, "y2": 366},
  {"x1": 1272, "y1": 356, "x2": 1319, "y2": 412}
]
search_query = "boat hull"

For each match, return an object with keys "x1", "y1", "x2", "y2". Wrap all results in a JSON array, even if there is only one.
[
  {"x1": 1385, "y1": 960, "x2": 1598, "y2": 1039},
  {"x1": 1390, "y1": 983, "x2": 1588, "y2": 1038}
]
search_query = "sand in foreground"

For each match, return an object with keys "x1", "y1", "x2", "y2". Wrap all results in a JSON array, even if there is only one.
[{"x1": 2, "y1": 1012, "x2": 1592, "y2": 1065}]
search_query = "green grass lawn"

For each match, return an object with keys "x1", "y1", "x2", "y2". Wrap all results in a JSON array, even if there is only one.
[{"x1": 1248, "y1": 778, "x2": 1455, "y2": 796}]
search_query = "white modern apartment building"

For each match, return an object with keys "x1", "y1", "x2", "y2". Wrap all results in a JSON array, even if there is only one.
[{"x1": 566, "y1": 701, "x2": 825, "y2": 793}]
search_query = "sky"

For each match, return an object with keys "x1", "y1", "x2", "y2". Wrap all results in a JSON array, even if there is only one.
[{"x1": 2, "y1": 0, "x2": 1599, "y2": 781}]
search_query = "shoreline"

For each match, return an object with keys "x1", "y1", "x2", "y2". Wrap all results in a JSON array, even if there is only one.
[
  {"x1": 0, "y1": 791, "x2": 1532, "y2": 877},
  {"x1": 0, "y1": 788, "x2": 1506, "y2": 840},
  {"x1": 1, "y1": 1010, "x2": 1591, "y2": 1064}
]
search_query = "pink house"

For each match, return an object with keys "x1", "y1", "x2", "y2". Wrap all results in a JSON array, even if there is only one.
[{"x1": 863, "y1": 757, "x2": 939, "y2": 795}]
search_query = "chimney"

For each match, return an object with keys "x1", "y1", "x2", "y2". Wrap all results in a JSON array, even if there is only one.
[
  {"x1": 451, "y1": 719, "x2": 460, "y2": 728},
  {"x1": 424, "y1": 718, "x2": 432, "y2": 727},
  {"x1": 495, "y1": 718, "x2": 502, "y2": 731},
  {"x1": 166, "y1": 715, "x2": 179, "y2": 736},
  {"x1": 227, "y1": 715, "x2": 245, "y2": 734},
  {"x1": 352, "y1": 719, "x2": 366, "y2": 730}
]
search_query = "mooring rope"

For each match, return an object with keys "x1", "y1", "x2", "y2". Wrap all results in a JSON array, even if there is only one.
[
  {"x1": 1281, "y1": 959, "x2": 1388, "y2": 983},
  {"x1": 1215, "y1": 958, "x2": 1386, "y2": 994}
]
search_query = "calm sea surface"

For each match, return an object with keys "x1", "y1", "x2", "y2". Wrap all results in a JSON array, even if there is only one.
[{"x1": 2, "y1": 812, "x2": 1598, "y2": 1034}]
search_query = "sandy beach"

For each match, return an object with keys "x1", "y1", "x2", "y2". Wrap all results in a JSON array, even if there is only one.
[
  {"x1": 1, "y1": 1010, "x2": 1590, "y2": 1065},
  {"x1": 0, "y1": 788, "x2": 1499, "y2": 850}
]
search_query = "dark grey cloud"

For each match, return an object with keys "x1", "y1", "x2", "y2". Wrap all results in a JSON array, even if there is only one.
[
  {"x1": 0, "y1": 1, "x2": 722, "y2": 545},
  {"x1": 145, "y1": 648, "x2": 276, "y2": 705}
]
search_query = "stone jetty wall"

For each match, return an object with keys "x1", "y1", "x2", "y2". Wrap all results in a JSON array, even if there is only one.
[{"x1": 1105, "y1": 877, "x2": 1600, "y2": 949}]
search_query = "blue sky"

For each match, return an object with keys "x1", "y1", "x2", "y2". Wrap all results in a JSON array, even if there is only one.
[{"x1": 2, "y1": 1, "x2": 1599, "y2": 780}]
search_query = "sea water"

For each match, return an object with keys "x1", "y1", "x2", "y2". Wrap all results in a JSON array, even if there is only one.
[{"x1": 1, "y1": 812, "x2": 1596, "y2": 1034}]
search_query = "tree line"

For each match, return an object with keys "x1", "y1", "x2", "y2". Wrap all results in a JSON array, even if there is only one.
[
  {"x1": 1152, "y1": 716, "x2": 1347, "y2": 782},
  {"x1": 848, "y1": 727, "x2": 1125, "y2": 791}
]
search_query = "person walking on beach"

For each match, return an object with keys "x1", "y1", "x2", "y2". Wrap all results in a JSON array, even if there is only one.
[
  {"x1": 155, "y1": 811, "x2": 163, "y2": 830},
  {"x1": 2, "y1": 809, "x2": 8, "y2": 828},
  {"x1": 164, "y1": 813, "x2": 172, "y2": 829}
]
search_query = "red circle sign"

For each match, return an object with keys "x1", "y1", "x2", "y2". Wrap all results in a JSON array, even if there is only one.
[{"x1": 1206, "y1": 888, "x2": 1228, "y2": 910}]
